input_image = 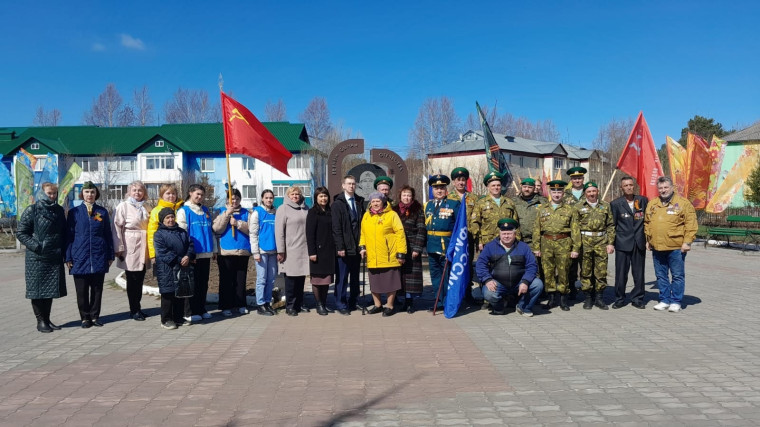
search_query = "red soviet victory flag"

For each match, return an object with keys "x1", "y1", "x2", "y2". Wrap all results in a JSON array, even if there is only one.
[
  {"x1": 221, "y1": 92, "x2": 292, "y2": 176},
  {"x1": 616, "y1": 112, "x2": 663, "y2": 200},
  {"x1": 685, "y1": 132, "x2": 711, "y2": 209}
]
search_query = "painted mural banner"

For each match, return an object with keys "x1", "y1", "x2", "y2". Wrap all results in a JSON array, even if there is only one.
[{"x1": 705, "y1": 144, "x2": 760, "y2": 213}]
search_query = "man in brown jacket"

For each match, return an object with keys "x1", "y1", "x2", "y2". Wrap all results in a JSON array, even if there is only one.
[{"x1": 644, "y1": 176, "x2": 698, "y2": 313}]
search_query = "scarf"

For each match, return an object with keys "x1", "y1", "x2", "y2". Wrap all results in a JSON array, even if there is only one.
[
  {"x1": 83, "y1": 201, "x2": 94, "y2": 216},
  {"x1": 370, "y1": 205, "x2": 384, "y2": 215},
  {"x1": 398, "y1": 201, "x2": 411, "y2": 217},
  {"x1": 129, "y1": 197, "x2": 148, "y2": 221}
]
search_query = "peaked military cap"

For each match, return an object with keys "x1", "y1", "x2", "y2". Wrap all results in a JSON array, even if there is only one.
[
  {"x1": 547, "y1": 180, "x2": 567, "y2": 190},
  {"x1": 521, "y1": 177, "x2": 536, "y2": 186},
  {"x1": 483, "y1": 171, "x2": 503, "y2": 186},
  {"x1": 373, "y1": 176, "x2": 393, "y2": 189},
  {"x1": 498, "y1": 218, "x2": 519, "y2": 231},
  {"x1": 429, "y1": 174, "x2": 450, "y2": 186},
  {"x1": 584, "y1": 181, "x2": 598, "y2": 190},
  {"x1": 450, "y1": 167, "x2": 469, "y2": 180},
  {"x1": 82, "y1": 181, "x2": 97, "y2": 190},
  {"x1": 567, "y1": 166, "x2": 587, "y2": 177}
]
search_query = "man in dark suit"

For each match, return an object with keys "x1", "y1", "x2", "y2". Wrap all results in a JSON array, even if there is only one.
[
  {"x1": 332, "y1": 175, "x2": 366, "y2": 314},
  {"x1": 610, "y1": 176, "x2": 648, "y2": 309}
]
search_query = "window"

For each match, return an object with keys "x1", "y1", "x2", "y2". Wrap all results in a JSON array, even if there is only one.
[
  {"x1": 242, "y1": 185, "x2": 258, "y2": 200},
  {"x1": 33, "y1": 157, "x2": 46, "y2": 172},
  {"x1": 145, "y1": 155, "x2": 174, "y2": 170},
  {"x1": 273, "y1": 184, "x2": 290, "y2": 198},
  {"x1": 505, "y1": 153, "x2": 512, "y2": 163},
  {"x1": 81, "y1": 158, "x2": 98, "y2": 172},
  {"x1": 30, "y1": 143, "x2": 40, "y2": 150},
  {"x1": 107, "y1": 158, "x2": 136, "y2": 172},
  {"x1": 554, "y1": 158, "x2": 564, "y2": 170},
  {"x1": 146, "y1": 184, "x2": 161, "y2": 200},
  {"x1": 570, "y1": 161, "x2": 580, "y2": 168},
  {"x1": 535, "y1": 158, "x2": 541, "y2": 168},
  {"x1": 154, "y1": 140, "x2": 165, "y2": 148},
  {"x1": 242, "y1": 157, "x2": 255, "y2": 171},
  {"x1": 200, "y1": 158, "x2": 215, "y2": 172},
  {"x1": 287, "y1": 154, "x2": 308, "y2": 169},
  {"x1": 108, "y1": 185, "x2": 128, "y2": 201}
]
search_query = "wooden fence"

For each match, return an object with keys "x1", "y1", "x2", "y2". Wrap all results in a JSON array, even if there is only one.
[{"x1": 700, "y1": 206, "x2": 760, "y2": 228}]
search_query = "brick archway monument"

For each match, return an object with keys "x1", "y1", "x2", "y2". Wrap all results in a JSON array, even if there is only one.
[{"x1": 327, "y1": 140, "x2": 408, "y2": 198}]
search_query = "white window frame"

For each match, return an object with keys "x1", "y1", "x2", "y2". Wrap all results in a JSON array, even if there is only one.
[
  {"x1": 81, "y1": 158, "x2": 98, "y2": 172},
  {"x1": 154, "y1": 140, "x2": 165, "y2": 148},
  {"x1": 287, "y1": 154, "x2": 308, "y2": 169},
  {"x1": 30, "y1": 142, "x2": 40, "y2": 150},
  {"x1": 33, "y1": 156, "x2": 46, "y2": 172},
  {"x1": 200, "y1": 158, "x2": 215, "y2": 172},
  {"x1": 145, "y1": 155, "x2": 175, "y2": 170},
  {"x1": 554, "y1": 158, "x2": 564, "y2": 170},
  {"x1": 108, "y1": 185, "x2": 128, "y2": 201},
  {"x1": 272, "y1": 184, "x2": 290, "y2": 198},
  {"x1": 242, "y1": 185, "x2": 258, "y2": 201},
  {"x1": 242, "y1": 157, "x2": 255, "y2": 171}
]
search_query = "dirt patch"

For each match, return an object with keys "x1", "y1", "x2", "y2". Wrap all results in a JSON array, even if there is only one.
[{"x1": 144, "y1": 258, "x2": 258, "y2": 295}]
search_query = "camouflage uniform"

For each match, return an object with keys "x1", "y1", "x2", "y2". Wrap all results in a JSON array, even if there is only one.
[
  {"x1": 532, "y1": 202, "x2": 580, "y2": 294},
  {"x1": 575, "y1": 200, "x2": 615, "y2": 292},
  {"x1": 512, "y1": 194, "x2": 548, "y2": 245},
  {"x1": 470, "y1": 196, "x2": 520, "y2": 248},
  {"x1": 563, "y1": 187, "x2": 586, "y2": 295}
]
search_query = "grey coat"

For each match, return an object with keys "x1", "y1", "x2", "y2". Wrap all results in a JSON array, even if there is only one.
[
  {"x1": 275, "y1": 197, "x2": 310, "y2": 276},
  {"x1": 16, "y1": 200, "x2": 68, "y2": 299}
]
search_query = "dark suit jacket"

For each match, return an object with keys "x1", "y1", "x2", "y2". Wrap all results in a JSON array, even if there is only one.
[
  {"x1": 611, "y1": 195, "x2": 648, "y2": 251},
  {"x1": 332, "y1": 192, "x2": 365, "y2": 256}
]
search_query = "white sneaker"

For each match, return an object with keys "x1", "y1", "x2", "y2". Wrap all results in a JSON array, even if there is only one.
[
  {"x1": 238, "y1": 307, "x2": 249, "y2": 315},
  {"x1": 201, "y1": 312, "x2": 212, "y2": 319},
  {"x1": 653, "y1": 302, "x2": 670, "y2": 311},
  {"x1": 191, "y1": 314, "x2": 203, "y2": 322},
  {"x1": 222, "y1": 310, "x2": 233, "y2": 317},
  {"x1": 668, "y1": 303, "x2": 682, "y2": 312},
  {"x1": 183, "y1": 316, "x2": 193, "y2": 324}
]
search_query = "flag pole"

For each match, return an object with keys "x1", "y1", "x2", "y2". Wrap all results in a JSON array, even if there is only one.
[
  {"x1": 219, "y1": 75, "x2": 236, "y2": 238},
  {"x1": 602, "y1": 169, "x2": 618, "y2": 201},
  {"x1": 432, "y1": 259, "x2": 450, "y2": 316}
]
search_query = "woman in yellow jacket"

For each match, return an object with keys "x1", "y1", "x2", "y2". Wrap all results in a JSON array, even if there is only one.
[
  {"x1": 359, "y1": 192, "x2": 407, "y2": 316},
  {"x1": 147, "y1": 184, "x2": 184, "y2": 260}
]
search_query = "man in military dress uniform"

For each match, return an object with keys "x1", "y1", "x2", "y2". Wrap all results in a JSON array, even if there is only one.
[
  {"x1": 374, "y1": 176, "x2": 395, "y2": 208},
  {"x1": 425, "y1": 174, "x2": 460, "y2": 310},
  {"x1": 448, "y1": 167, "x2": 480, "y2": 303},
  {"x1": 563, "y1": 166, "x2": 587, "y2": 299},
  {"x1": 470, "y1": 171, "x2": 520, "y2": 251},
  {"x1": 532, "y1": 180, "x2": 580, "y2": 311},
  {"x1": 575, "y1": 181, "x2": 615, "y2": 310},
  {"x1": 512, "y1": 178, "x2": 547, "y2": 280}
]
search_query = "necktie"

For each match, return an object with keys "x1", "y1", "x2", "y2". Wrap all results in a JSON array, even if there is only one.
[{"x1": 349, "y1": 197, "x2": 357, "y2": 219}]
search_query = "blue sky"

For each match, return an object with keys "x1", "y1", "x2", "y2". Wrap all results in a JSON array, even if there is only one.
[{"x1": 2, "y1": 0, "x2": 759, "y2": 157}]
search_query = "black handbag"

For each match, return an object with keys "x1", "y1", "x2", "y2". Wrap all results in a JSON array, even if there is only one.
[{"x1": 174, "y1": 264, "x2": 195, "y2": 298}]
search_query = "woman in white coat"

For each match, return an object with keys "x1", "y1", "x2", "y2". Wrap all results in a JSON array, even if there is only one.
[{"x1": 113, "y1": 181, "x2": 151, "y2": 321}]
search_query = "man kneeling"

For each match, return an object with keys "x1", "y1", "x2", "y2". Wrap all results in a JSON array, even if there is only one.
[{"x1": 475, "y1": 218, "x2": 543, "y2": 316}]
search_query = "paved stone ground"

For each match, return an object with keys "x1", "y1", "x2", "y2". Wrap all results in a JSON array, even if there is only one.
[{"x1": 0, "y1": 245, "x2": 759, "y2": 426}]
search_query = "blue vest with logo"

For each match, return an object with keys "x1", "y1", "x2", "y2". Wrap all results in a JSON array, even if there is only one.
[
  {"x1": 218, "y1": 207, "x2": 251, "y2": 252},
  {"x1": 254, "y1": 206, "x2": 276, "y2": 252},
  {"x1": 182, "y1": 205, "x2": 214, "y2": 254}
]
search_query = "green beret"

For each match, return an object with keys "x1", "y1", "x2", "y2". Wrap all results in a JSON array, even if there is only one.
[
  {"x1": 450, "y1": 167, "x2": 469, "y2": 180},
  {"x1": 429, "y1": 174, "x2": 450, "y2": 186},
  {"x1": 567, "y1": 166, "x2": 587, "y2": 177},
  {"x1": 521, "y1": 178, "x2": 536, "y2": 186},
  {"x1": 498, "y1": 218, "x2": 519, "y2": 231},
  {"x1": 483, "y1": 171, "x2": 503, "y2": 186},
  {"x1": 82, "y1": 181, "x2": 97, "y2": 190},
  {"x1": 584, "y1": 181, "x2": 598, "y2": 190},
  {"x1": 547, "y1": 180, "x2": 567, "y2": 190},
  {"x1": 374, "y1": 176, "x2": 393, "y2": 189}
]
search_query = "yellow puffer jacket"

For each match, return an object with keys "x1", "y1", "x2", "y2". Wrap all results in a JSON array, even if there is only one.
[
  {"x1": 644, "y1": 194, "x2": 697, "y2": 251},
  {"x1": 359, "y1": 203, "x2": 407, "y2": 268},
  {"x1": 147, "y1": 198, "x2": 184, "y2": 258}
]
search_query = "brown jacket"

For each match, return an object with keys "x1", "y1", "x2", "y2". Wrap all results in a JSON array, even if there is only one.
[{"x1": 644, "y1": 194, "x2": 697, "y2": 251}]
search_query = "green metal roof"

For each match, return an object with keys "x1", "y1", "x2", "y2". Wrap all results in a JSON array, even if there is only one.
[{"x1": 0, "y1": 122, "x2": 315, "y2": 157}]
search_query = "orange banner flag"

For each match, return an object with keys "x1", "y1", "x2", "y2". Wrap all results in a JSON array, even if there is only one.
[
  {"x1": 685, "y1": 133, "x2": 711, "y2": 209},
  {"x1": 706, "y1": 144, "x2": 760, "y2": 213},
  {"x1": 706, "y1": 135, "x2": 727, "y2": 202},
  {"x1": 666, "y1": 136, "x2": 687, "y2": 197}
]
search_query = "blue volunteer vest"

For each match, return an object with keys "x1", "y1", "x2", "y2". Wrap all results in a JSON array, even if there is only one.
[
  {"x1": 182, "y1": 205, "x2": 214, "y2": 254},
  {"x1": 218, "y1": 207, "x2": 251, "y2": 252},
  {"x1": 254, "y1": 206, "x2": 276, "y2": 252}
]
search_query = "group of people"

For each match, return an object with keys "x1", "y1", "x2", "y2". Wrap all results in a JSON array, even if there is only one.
[{"x1": 18, "y1": 164, "x2": 698, "y2": 333}]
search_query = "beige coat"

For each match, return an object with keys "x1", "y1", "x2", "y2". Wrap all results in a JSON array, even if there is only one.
[
  {"x1": 644, "y1": 194, "x2": 698, "y2": 251},
  {"x1": 112, "y1": 200, "x2": 151, "y2": 271},
  {"x1": 275, "y1": 198, "x2": 310, "y2": 276}
]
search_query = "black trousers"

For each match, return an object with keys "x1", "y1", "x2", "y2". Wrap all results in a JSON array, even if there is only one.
[
  {"x1": 74, "y1": 274, "x2": 105, "y2": 321},
  {"x1": 217, "y1": 255, "x2": 249, "y2": 310},
  {"x1": 284, "y1": 275, "x2": 305, "y2": 311},
  {"x1": 161, "y1": 292, "x2": 185, "y2": 324},
  {"x1": 312, "y1": 284, "x2": 329, "y2": 306},
  {"x1": 125, "y1": 269, "x2": 146, "y2": 314},
  {"x1": 614, "y1": 247, "x2": 646, "y2": 304},
  {"x1": 186, "y1": 258, "x2": 210, "y2": 316},
  {"x1": 31, "y1": 298, "x2": 53, "y2": 320}
]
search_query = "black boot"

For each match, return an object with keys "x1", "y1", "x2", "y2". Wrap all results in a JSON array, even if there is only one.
[
  {"x1": 583, "y1": 291, "x2": 594, "y2": 310},
  {"x1": 42, "y1": 300, "x2": 60, "y2": 330},
  {"x1": 36, "y1": 314, "x2": 53, "y2": 333},
  {"x1": 542, "y1": 292, "x2": 556, "y2": 309},
  {"x1": 405, "y1": 298, "x2": 415, "y2": 314},
  {"x1": 594, "y1": 293, "x2": 609, "y2": 310},
  {"x1": 316, "y1": 303, "x2": 328, "y2": 316},
  {"x1": 559, "y1": 294, "x2": 570, "y2": 311}
]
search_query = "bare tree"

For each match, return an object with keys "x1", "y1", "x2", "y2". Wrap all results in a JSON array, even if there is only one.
[
  {"x1": 299, "y1": 97, "x2": 333, "y2": 142},
  {"x1": 264, "y1": 99, "x2": 288, "y2": 122},
  {"x1": 83, "y1": 83, "x2": 126, "y2": 127},
  {"x1": 409, "y1": 96, "x2": 461, "y2": 174},
  {"x1": 132, "y1": 85, "x2": 154, "y2": 126},
  {"x1": 592, "y1": 116, "x2": 635, "y2": 199},
  {"x1": 117, "y1": 105, "x2": 137, "y2": 127},
  {"x1": 32, "y1": 106, "x2": 62, "y2": 126},
  {"x1": 464, "y1": 103, "x2": 561, "y2": 142},
  {"x1": 164, "y1": 88, "x2": 216, "y2": 124}
]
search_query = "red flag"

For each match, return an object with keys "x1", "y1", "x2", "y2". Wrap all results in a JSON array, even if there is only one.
[
  {"x1": 685, "y1": 132, "x2": 711, "y2": 209},
  {"x1": 616, "y1": 112, "x2": 663, "y2": 199},
  {"x1": 542, "y1": 169, "x2": 549, "y2": 196},
  {"x1": 221, "y1": 92, "x2": 292, "y2": 176}
]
